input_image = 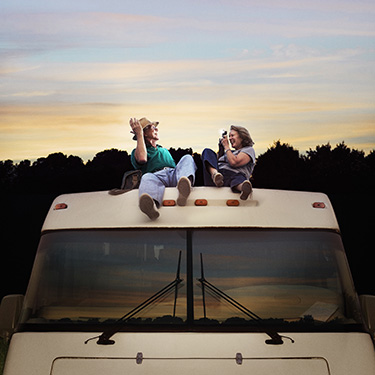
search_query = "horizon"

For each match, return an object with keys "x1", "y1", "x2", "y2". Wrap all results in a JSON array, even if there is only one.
[{"x1": 2, "y1": 139, "x2": 373, "y2": 165}]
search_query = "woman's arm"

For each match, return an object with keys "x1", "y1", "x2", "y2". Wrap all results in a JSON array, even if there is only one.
[
  {"x1": 224, "y1": 149, "x2": 251, "y2": 167},
  {"x1": 221, "y1": 136, "x2": 251, "y2": 168}
]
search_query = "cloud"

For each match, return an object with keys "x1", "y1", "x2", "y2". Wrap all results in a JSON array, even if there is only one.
[
  {"x1": 7, "y1": 47, "x2": 365, "y2": 89},
  {"x1": 0, "y1": 12, "x2": 168, "y2": 46},
  {"x1": 5, "y1": 91, "x2": 55, "y2": 98},
  {"x1": 212, "y1": 0, "x2": 375, "y2": 15},
  {"x1": 0, "y1": 63, "x2": 40, "y2": 76},
  {"x1": 1, "y1": 6, "x2": 374, "y2": 63}
]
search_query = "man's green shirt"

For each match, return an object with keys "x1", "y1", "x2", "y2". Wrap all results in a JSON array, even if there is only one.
[{"x1": 131, "y1": 145, "x2": 176, "y2": 174}]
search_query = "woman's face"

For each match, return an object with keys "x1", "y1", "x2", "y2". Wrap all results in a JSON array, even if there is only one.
[{"x1": 229, "y1": 129, "x2": 242, "y2": 150}]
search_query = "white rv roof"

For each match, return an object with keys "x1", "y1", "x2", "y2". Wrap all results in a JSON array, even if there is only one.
[{"x1": 42, "y1": 187, "x2": 339, "y2": 231}]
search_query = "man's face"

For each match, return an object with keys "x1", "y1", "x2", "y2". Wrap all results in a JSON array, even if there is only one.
[{"x1": 144, "y1": 125, "x2": 159, "y2": 143}]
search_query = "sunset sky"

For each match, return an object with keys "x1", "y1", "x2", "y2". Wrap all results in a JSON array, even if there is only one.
[{"x1": 1, "y1": 0, "x2": 374, "y2": 162}]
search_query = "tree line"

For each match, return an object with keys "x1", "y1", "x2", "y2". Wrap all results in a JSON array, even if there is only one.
[{"x1": 1, "y1": 140, "x2": 374, "y2": 194}]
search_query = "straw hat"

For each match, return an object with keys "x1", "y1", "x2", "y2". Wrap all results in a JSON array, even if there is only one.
[{"x1": 132, "y1": 117, "x2": 159, "y2": 140}]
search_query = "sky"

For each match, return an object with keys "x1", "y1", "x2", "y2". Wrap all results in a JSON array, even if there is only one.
[{"x1": 1, "y1": 0, "x2": 374, "y2": 162}]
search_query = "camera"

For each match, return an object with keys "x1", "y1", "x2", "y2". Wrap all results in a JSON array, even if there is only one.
[{"x1": 218, "y1": 130, "x2": 227, "y2": 157}]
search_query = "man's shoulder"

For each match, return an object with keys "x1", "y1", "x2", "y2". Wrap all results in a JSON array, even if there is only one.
[
  {"x1": 140, "y1": 145, "x2": 159, "y2": 156},
  {"x1": 154, "y1": 145, "x2": 171, "y2": 154},
  {"x1": 148, "y1": 144, "x2": 164, "y2": 150}
]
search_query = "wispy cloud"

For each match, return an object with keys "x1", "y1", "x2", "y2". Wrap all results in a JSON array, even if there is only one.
[
  {"x1": 213, "y1": 0, "x2": 375, "y2": 15},
  {"x1": 5, "y1": 47, "x2": 366, "y2": 85},
  {"x1": 5, "y1": 91, "x2": 55, "y2": 98},
  {"x1": 1, "y1": 6, "x2": 374, "y2": 60}
]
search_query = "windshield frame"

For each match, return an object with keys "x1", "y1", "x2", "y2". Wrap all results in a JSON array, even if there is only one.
[{"x1": 17, "y1": 228, "x2": 366, "y2": 334}]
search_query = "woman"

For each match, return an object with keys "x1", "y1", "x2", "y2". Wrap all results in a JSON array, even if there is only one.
[{"x1": 202, "y1": 125, "x2": 255, "y2": 200}]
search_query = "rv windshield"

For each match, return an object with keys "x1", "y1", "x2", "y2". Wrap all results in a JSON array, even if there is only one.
[
  {"x1": 21, "y1": 230, "x2": 188, "y2": 325},
  {"x1": 19, "y1": 229, "x2": 362, "y2": 331},
  {"x1": 192, "y1": 230, "x2": 360, "y2": 327}
]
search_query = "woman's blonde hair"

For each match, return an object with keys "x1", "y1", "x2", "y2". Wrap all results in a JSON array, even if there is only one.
[{"x1": 230, "y1": 125, "x2": 254, "y2": 147}]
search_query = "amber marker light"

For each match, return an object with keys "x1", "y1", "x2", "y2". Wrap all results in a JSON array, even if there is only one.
[
  {"x1": 312, "y1": 202, "x2": 326, "y2": 209},
  {"x1": 195, "y1": 199, "x2": 208, "y2": 206},
  {"x1": 163, "y1": 200, "x2": 176, "y2": 206},
  {"x1": 54, "y1": 203, "x2": 68, "y2": 210}
]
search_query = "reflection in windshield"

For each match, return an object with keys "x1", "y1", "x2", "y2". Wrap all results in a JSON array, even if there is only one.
[
  {"x1": 193, "y1": 230, "x2": 359, "y2": 325},
  {"x1": 21, "y1": 230, "x2": 187, "y2": 324},
  {"x1": 20, "y1": 229, "x2": 362, "y2": 330}
]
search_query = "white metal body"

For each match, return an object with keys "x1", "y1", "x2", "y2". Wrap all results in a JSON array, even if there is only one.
[
  {"x1": 42, "y1": 187, "x2": 339, "y2": 230},
  {"x1": 5, "y1": 332, "x2": 375, "y2": 374},
  {"x1": 3, "y1": 187, "x2": 375, "y2": 374}
]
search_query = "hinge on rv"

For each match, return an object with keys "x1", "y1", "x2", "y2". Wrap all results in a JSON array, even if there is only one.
[
  {"x1": 235, "y1": 352, "x2": 243, "y2": 365},
  {"x1": 136, "y1": 352, "x2": 143, "y2": 365}
]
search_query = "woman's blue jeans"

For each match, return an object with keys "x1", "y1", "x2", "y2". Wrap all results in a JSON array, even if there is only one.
[{"x1": 202, "y1": 148, "x2": 247, "y2": 190}]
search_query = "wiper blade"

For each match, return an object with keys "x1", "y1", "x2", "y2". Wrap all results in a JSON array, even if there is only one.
[
  {"x1": 86, "y1": 251, "x2": 183, "y2": 345},
  {"x1": 198, "y1": 253, "x2": 294, "y2": 345}
]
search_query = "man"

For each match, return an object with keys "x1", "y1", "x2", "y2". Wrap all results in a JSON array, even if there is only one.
[{"x1": 130, "y1": 117, "x2": 197, "y2": 220}]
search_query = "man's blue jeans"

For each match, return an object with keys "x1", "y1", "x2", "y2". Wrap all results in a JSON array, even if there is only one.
[{"x1": 139, "y1": 154, "x2": 197, "y2": 206}]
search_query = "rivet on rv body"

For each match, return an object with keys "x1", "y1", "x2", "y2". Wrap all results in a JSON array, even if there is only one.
[
  {"x1": 312, "y1": 202, "x2": 326, "y2": 209},
  {"x1": 54, "y1": 203, "x2": 68, "y2": 210}
]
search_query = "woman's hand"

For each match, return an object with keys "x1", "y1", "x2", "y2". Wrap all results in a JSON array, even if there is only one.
[{"x1": 220, "y1": 134, "x2": 230, "y2": 150}]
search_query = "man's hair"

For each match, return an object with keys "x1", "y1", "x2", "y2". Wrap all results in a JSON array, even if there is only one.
[{"x1": 230, "y1": 125, "x2": 255, "y2": 147}]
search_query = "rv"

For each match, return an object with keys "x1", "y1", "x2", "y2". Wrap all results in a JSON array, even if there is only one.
[{"x1": 1, "y1": 187, "x2": 375, "y2": 374}]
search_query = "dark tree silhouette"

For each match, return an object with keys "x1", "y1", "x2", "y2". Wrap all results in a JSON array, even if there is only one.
[
  {"x1": 11, "y1": 153, "x2": 85, "y2": 194},
  {"x1": 84, "y1": 149, "x2": 132, "y2": 191},
  {"x1": 304, "y1": 142, "x2": 372, "y2": 193},
  {"x1": 252, "y1": 140, "x2": 305, "y2": 190},
  {"x1": 0, "y1": 160, "x2": 16, "y2": 191},
  {"x1": 168, "y1": 147, "x2": 193, "y2": 163},
  {"x1": 2, "y1": 141, "x2": 372, "y2": 196}
]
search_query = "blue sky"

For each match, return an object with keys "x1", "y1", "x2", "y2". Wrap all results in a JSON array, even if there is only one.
[{"x1": 1, "y1": 0, "x2": 374, "y2": 161}]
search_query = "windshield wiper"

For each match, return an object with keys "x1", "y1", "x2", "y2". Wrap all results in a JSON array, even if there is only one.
[
  {"x1": 198, "y1": 253, "x2": 294, "y2": 345},
  {"x1": 85, "y1": 250, "x2": 183, "y2": 345}
]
